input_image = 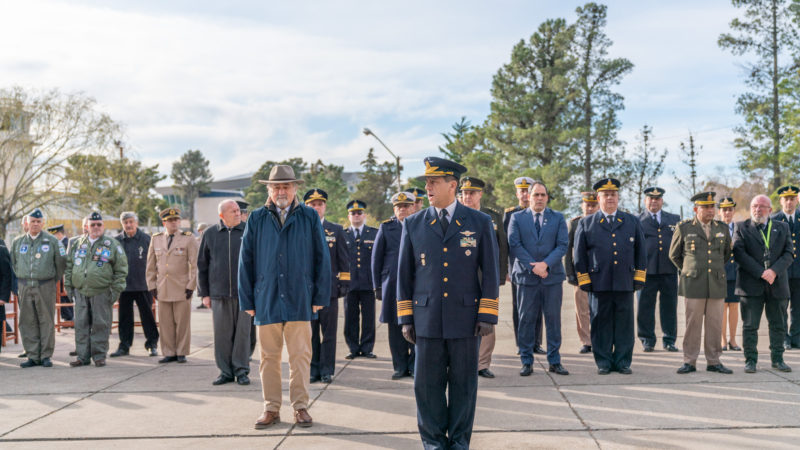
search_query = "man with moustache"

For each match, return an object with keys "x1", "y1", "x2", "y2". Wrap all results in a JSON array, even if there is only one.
[
  {"x1": 574, "y1": 178, "x2": 647, "y2": 375},
  {"x1": 734, "y1": 194, "x2": 794, "y2": 373},
  {"x1": 771, "y1": 185, "x2": 800, "y2": 350},
  {"x1": 565, "y1": 192, "x2": 600, "y2": 354},
  {"x1": 372, "y1": 191, "x2": 416, "y2": 379}
]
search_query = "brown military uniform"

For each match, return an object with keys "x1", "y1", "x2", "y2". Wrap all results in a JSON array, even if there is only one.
[{"x1": 146, "y1": 230, "x2": 199, "y2": 357}]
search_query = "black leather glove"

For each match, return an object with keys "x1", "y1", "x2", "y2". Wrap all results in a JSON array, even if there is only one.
[
  {"x1": 185, "y1": 289, "x2": 193, "y2": 300},
  {"x1": 474, "y1": 321, "x2": 494, "y2": 337},
  {"x1": 375, "y1": 287, "x2": 382, "y2": 301},
  {"x1": 402, "y1": 324, "x2": 416, "y2": 345},
  {"x1": 149, "y1": 289, "x2": 158, "y2": 299},
  {"x1": 337, "y1": 283, "x2": 348, "y2": 298}
]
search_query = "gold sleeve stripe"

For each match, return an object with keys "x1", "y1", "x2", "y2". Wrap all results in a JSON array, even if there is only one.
[
  {"x1": 338, "y1": 272, "x2": 350, "y2": 281},
  {"x1": 397, "y1": 300, "x2": 413, "y2": 316},
  {"x1": 577, "y1": 272, "x2": 591, "y2": 286},
  {"x1": 634, "y1": 269, "x2": 647, "y2": 282},
  {"x1": 478, "y1": 298, "x2": 499, "y2": 315}
]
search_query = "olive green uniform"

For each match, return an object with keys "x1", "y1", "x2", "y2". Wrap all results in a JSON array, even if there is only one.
[
  {"x1": 64, "y1": 235, "x2": 128, "y2": 363},
  {"x1": 10, "y1": 231, "x2": 66, "y2": 363}
]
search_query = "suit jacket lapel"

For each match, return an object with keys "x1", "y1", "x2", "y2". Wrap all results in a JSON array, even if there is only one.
[
  {"x1": 425, "y1": 207, "x2": 444, "y2": 239},
  {"x1": 443, "y1": 203, "x2": 466, "y2": 243}
]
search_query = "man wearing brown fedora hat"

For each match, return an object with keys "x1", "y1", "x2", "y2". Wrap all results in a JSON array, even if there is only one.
[{"x1": 240, "y1": 164, "x2": 331, "y2": 429}]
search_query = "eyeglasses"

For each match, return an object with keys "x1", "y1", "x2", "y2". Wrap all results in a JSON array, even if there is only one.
[{"x1": 89, "y1": 223, "x2": 103, "y2": 227}]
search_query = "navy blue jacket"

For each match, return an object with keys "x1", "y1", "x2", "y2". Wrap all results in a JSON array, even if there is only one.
[
  {"x1": 372, "y1": 216, "x2": 402, "y2": 324},
  {"x1": 771, "y1": 210, "x2": 800, "y2": 279},
  {"x1": 238, "y1": 201, "x2": 331, "y2": 325},
  {"x1": 724, "y1": 221, "x2": 737, "y2": 282},
  {"x1": 639, "y1": 210, "x2": 680, "y2": 275},
  {"x1": 396, "y1": 203, "x2": 500, "y2": 339},
  {"x1": 0, "y1": 238, "x2": 11, "y2": 302},
  {"x1": 345, "y1": 225, "x2": 377, "y2": 291},
  {"x1": 114, "y1": 229, "x2": 152, "y2": 292},
  {"x1": 573, "y1": 210, "x2": 647, "y2": 292},
  {"x1": 508, "y1": 208, "x2": 568, "y2": 286},
  {"x1": 323, "y1": 219, "x2": 350, "y2": 297}
]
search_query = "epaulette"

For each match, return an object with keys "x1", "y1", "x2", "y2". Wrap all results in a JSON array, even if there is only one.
[
  {"x1": 382, "y1": 218, "x2": 393, "y2": 224},
  {"x1": 182, "y1": 231, "x2": 193, "y2": 236},
  {"x1": 485, "y1": 207, "x2": 500, "y2": 216},
  {"x1": 153, "y1": 231, "x2": 164, "y2": 236},
  {"x1": 504, "y1": 206, "x2": 517, "y2": 213},
  {"x1": 679, "y1": 218, "x2": 692, "y2": 225}
]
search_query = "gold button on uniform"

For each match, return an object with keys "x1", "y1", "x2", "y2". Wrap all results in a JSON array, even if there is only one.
[
  {"x1": 443, "y1": 248, "x2": 448, "y2": 252},
  {"x1": 444, "y1": 277, "x2": 448, "y2": 282},
  {"x1": 612, "y1": 233, "x2": 616, "y2": 237},
  {"x1": 443, "y1": 293, "x2": 448, "y2": 298},
  {"x1": 614, "y1": 261, "x2": 618, "y2": 264},
  {"x1": 444, "y1": 262, "x2": 448, "y2": 267}
]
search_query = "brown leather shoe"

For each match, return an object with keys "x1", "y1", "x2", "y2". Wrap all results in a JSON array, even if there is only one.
[
  {"x1": 294, "y1": 408, "x2": 313, "y2": 427},
  {"x1": 94, "y1": 359, "x2": 106, "y2": 367},
  {"x1": 254, "y1": 411, "x2": 280, "y2": 429},
  {"x1": 69, "y1": 359, "x2": 89, "y2": 367}
]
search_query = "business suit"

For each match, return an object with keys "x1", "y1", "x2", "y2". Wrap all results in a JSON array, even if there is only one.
[
  {"x1": 574, "y1": 210, "x2": 647, "y2": 371},
  {"x1": 372, "y1": 216, "x2": 414, "y2": 376},
  {"x1": 504, "y1": 205, "x2": 542, "y2": 350},
  {"x1": 344, "y1": 225, "x2": 378, "y2": 356},
  {"x1": 733, "y1": 218, "x2": 794, "y2": 364},
  {"x1": 637, "y1": 210, "x2": 680, "y2": 348},
  {"x1": 508, "y1": 208, "x2": 568, "y2": 366},
  {"x1": 771, "y1": 210, "x2": 800, "y2": 348},
  {"x1": 397, "y1": 202, "x2": 499, "y2": 449}
]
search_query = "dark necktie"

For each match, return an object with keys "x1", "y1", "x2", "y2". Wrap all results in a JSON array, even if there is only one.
[
  {"x1": 607, "y1": 215, "x2": 614, "y2": 224},
  {"x1": 167, "y1": 234, "x2": 174, "y2": 250},
  {"x1": 652, "y1": 213, "x2": 659, "y2": 225},
  {"x1": 440, "y1": 209, "x2": 449, "y2": 234},
  {"x1": 534, "y1": 212, "x2": 541, "y2": 235},
  {"x1": 356, "y1": 228, "x2": 361, "y2": 241}
]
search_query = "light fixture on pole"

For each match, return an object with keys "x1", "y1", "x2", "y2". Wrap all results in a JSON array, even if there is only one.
[{"x1": 362, "y1": 127, "x2": 402, "y2": 191}]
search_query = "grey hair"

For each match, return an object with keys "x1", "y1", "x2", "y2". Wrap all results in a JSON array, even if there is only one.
[
  {"x1": 120, "y1": 211, "x2": 138, "y2": 222},
  {"x1": 218, "y1": 199, "x2": 239, "y2": 214}
]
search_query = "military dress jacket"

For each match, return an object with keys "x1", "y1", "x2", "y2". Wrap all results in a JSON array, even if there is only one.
[
  {"x1": 507, "y1": 207, "x2": 568, "y2": 286},
  {"x1": 565, "y1": 216, "x2": 581, "y2": 286},
  {"x1": 345, "y1": 225, "x2": 377, "y2": 291},
  {"x1": 733, "y1": 219, "x2": 794, "y2": 298},
  {"x1": 573, "y1": 210, "x2": 647, "y2": 292},
  {"x1": 10, "y1": 231, "x2": 66, "y2": 282},
  {"x1": 771, "y1": 210, "x2": 800, "y2": 279},
  {"x1": 396, "y1": 203, "x2": 500, "y2": 339},
  {"x1": 639, "y1": 210, "x2": 680, "y2": 275},
  {"x1": 323, "y1": 219, "x2": 350, "y2": 297},
  {"x1": 145, "y1": 231, "x2": 199, "y2": 302},
  {"x1": 723, "y1": 222, "x2": 737, "y2": 282},
  {"x1": 668, "y1": 218, "x2": 731, "y2": 299},
  {"x1": 372, "y1": 216, "x2": 402, "y2": 323},
  {"x1": 481, "y1": 207, "x2": 508, "y2": 284}
]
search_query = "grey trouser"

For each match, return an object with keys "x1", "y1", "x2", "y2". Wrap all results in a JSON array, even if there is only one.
[
  {"x1": 211, "y1": 297, "x2": 251, "y2": 378},
  {"x1": 19, "y1": 279, "x2": 57, "y2": 362},
  {"x1": 74, "y1": 291, "x2": 114, "y2": 362}
]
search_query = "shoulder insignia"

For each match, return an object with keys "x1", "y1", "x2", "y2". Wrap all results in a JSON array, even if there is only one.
[
  {"x1": 153, "y1": 231, "x2": 165, "y2": 236},
  {"x1": 382, "y1": 218, "x2": 393, "y2": 224},
  {"x1": 504, "y1": 206, "x2": 516, "y2": 213},
  {"x1": 182, "y1": 231, "x2": 193, "y2": 236},
  {"x1": 679, "y1": 218, "x2": 691, "y2": 225}
]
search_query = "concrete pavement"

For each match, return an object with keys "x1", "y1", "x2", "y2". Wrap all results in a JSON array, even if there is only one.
[{"x1": 2, "y1": 284, "x2": 800, "y2": 449}]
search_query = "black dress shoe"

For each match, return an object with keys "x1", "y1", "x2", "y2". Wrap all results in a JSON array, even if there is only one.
[
  {"x1": 20, "y1": 359, "x2": 39, "y2": 368},
  {"x1": 597, "y1": 367, "x2": 611, "y2": 375},
  {"x1": 728, "y1": 343, "x2": 742, "y2": 351},
  {"x1": 643, "y1": 345, "x2": 654, "y2": 352},
  {"x1": 721, "y1": 345, "x2": 728, "y2": 351},
  {"x1": 549, "y1": 364, "x2": 569, "y2": 375},
  {"x1": 41, "y1": 358, "x2": 53, "y2": 368},
  {"x1": 664, "y1": 344, "x2": 679, "y2": 352},
  {"x1": 345, "y1": 353, "x2": 356, "y2": 360},
  {"x1": 533, "y1": 346, "x2": 546, "y2": 355},
  {"x1": 310, "y1": 375, "x2": 321, "y2": 383},
  {"x1": 772, "y1": 361, "x2": 792, "y2": 372},
  {"x1": 478, "y1": 368, "x2": 495, "y2": 378},
  {"x1": 744, "y1": 361, "x2": 757, "y2": 373},
  {"x1": 617, "y1": 366, "x2": 633, "y2": 374},
  {"x1": 213, "y1": 375, "x2": 235, "y2": 385},
  {"x1": 159, "y1": 356, "x2": 178, "y2": 364},
  {"x1": 579, "y1": 345, "x2": 592, "y2": 354},
  {"x1": 110, "y1": 348, "x2": 129, "y2": 358},
  {"x1": 320, "y1": 374, "x2": 332, "y2": 383},
  {"x1": 391, "y1": 371, "x2": 405, "y2": 380},
  {"x1": 176, "y1": 355, "x2": 187, "y2": 363},
  {"x1": 707, "y1": 364, "x2": 733, "y2": 374},
  {"x1": 677, "y1": 363, "x2": 696, "y2": 374},
  {"x1": 237, "y1": 374, "x2": 251, "y2": 385},
  {"x1": 148, "y1": 347, "x2": 159, "y2": 357},
  {"x1": 363, "y1": 352, "x2": 377, "y2": 359},
  {"x1": 407, "y1": 370, "x2": 414, "y2": 378},
  {"x1": 18, "y1": 352, "x2": 27, "y2": 358},
  {"x1": 520, "y1": 364, "x2": 533, "y2": 376}
]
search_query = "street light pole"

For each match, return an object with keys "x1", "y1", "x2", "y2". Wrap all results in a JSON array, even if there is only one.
[{"x1": 363, "y1": 127, "x2": 402, "y2": 192}]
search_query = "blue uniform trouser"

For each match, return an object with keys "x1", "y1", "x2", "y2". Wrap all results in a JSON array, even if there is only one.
[
  {"x1": 311, "y1": 297, "x2": 338, "y2": 377},
  {"x1": 344, "y1": 290, "x2": 376, "y2": 355},
  {"x1": 414, "y1": 336, "x2": 479, "y2": 450},
  {"x1": 636, "y1": 273, "x2": 678, "y2": 347},
  {"x1": 590, "y1": 291, "x2": 635, "y2": 370},
  {"x1": 518, "y1": 283, "x2": 562, "y2": 365},
  {"x1": 785, "y1": 278, "x2": 800, "y2": 347},
  {"x1": 387, "y1": 319, "x2": 415, "y2": 375}
]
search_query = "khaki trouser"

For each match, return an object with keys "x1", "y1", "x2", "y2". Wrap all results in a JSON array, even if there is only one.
[
  {"x1": 258, "y1": 321, "x2": 311, "y2": 413},
  {"x1": 574, "y1": 287, "x2": 591, "y2": 347},
  {"x1": 683, "y1": 297, "x2": 724, "y2": 365},
  {"x1": 19, "y1": 279, "x2": 57, "y2": 362},
  {"x1": 74, "y1": 291, "x2": 114, "y2": 362},
  {"x1": 478, "y1": 330, "x2": 495, "y2": 370},
  {"x1": 158, "y1": 300, "x2": 192, "y2": 357}
]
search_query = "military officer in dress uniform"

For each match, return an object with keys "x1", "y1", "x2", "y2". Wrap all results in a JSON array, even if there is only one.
[
  {"x1": 637, "y1": 187, "x2": 681, "y2": 352},
  {"x1": 397, "y1": 157, "x2": 499, "y2": 449},
  {"x1": 771, "y1": 185, "x2": 800, "y2": 350},
  {"x1": 304, "y1": 189, "x2": 350, "y2": 384},
  {"x1": 574, "y1": 178, "x2": 647, "y2": 374},
  {"x1": 565, "y1": 192, "x2": 599, "y2": 354},
  {"x1": 459, "y1": 176, "x2": 508, "y2": 379},
  {"x1": 719, "y1": 197, "x2": 742, "y2": 351},
  {"x1": 670, "y1": 192, "x2": 734, "y2": 374},
  {"x1": 344, "y1": 200, "x2": 378, "y2": 359},
  {"x1": 503, "y1": 176, "x2": 544, "y2": 355},
  {"x1": 11, "y1": 208, "x2": 66, "y2": 368},
  {"x1": 406, "y1": 187, "x2": 427, "y2": 213},
  {"x1": 146, "y1": 208, "x2": 199, "y2": 363},
  {"x1": 372, "y1": 191, "x2": 416, "y2": 379}
]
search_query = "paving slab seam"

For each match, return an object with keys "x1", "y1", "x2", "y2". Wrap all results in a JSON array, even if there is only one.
[{"x1": 540, "y1": 361, "x2": 601, "y2": 448}]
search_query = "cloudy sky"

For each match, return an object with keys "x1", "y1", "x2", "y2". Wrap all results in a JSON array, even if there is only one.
[{"x1": 1, "y1": 0, "x2": 749, "y2": 207}]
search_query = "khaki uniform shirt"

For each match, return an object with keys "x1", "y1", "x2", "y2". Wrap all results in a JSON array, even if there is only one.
[{"x1": 145, "y1": 231, "x2": 198, "y2": 302}]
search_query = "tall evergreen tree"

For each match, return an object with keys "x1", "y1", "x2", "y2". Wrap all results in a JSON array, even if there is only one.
[
  {"x1": 352, "y1": 148, "x2": 398, "y2": 224},
  {"x1": 304, "y1": 160, "x2": 349, "y2": 224},
  {"x1": 171, "y1": 149, "x2": 213, "y2": 227}
]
